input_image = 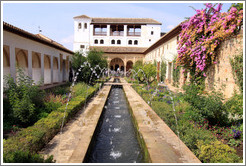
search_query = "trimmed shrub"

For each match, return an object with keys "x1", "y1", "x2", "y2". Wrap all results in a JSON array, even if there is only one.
[
  {"x1": 3, "y1": 150, "x2": 54, "y2": 163},
  {"x1": 3, "y1": 83, "x2": 100, "y2": 163},
  {"x1": 197, "y1": 140, "x2": 241, "y2": 163}
]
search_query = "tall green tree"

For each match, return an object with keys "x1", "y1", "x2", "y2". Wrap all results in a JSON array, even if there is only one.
[{"x1": 71, "y1": 49, "x2": 107, "y2": 83}]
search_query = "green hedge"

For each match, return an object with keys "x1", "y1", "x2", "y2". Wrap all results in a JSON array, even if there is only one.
[{"x1": 3, "y1": 84, "x2": 100, "y2": 163}]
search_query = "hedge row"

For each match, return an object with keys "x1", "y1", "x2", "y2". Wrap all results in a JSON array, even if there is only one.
[{"x1": 3, "y1": 83, "x2": 101, "y2": 163}]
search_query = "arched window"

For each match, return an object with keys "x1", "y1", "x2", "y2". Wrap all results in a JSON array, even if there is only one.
[
  {"x1": 134, "y1": 40, "x2": 138, "y2": 45},
  {"x1": 111, "y1": 40, "x2": 115, "y2": 44},
  {"x1": 84, "y1": 23, "x2": 87, "y2": 29},
  {"x1": 100, "y1": 39, "x2": 104, "y2": 44},
  {"x1": 94, "y1": 39, "x2": 98, "y2": 44},
  {"x1": 117, "y1": 40, "x2": 121, "y2": 44},
  {"x1": 128, "y1": 40, "x2": 132, "y2": 45},
  {"x1": 78, "y1": 23, "x2": 82, "y2": 29}
]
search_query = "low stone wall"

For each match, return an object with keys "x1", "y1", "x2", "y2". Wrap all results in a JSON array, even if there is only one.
[{"x1": 121, "y1": 78, "x2": 201, "y2": 163}]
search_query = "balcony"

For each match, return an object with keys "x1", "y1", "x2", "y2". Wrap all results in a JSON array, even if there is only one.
[
  {"x1": 127, "y1": 32, "x2": 141, "y2": 36},
  {"x1": 110, "y1": 31, "x2": 124, "y2": 36},
  {"x1": 93, "y1": 31, "x2": 107, "y2": 36}
]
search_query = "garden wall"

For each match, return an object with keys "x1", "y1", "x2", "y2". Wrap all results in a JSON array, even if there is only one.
[
  {"x1": 205, "y1": 29, "x2": 243, "y2": 98},
  {"x1": 179, "y1": 29, "x2": 243, "y2": 99}
]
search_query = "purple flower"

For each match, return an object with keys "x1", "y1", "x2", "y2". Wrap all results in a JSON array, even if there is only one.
[{"x1": 230, "y1": 7, "x2": 237, "y2": 13}]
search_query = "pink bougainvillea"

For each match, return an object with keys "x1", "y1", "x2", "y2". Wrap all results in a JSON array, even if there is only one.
[{"x1": 176, "y1": 3, "x2": 243, "y2": 81}]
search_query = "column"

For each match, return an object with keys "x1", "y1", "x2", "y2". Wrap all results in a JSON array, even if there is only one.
[
  {"x1": 90, "y1": 24, "x2": 94, "y2": 37},
  {"x1": 50, "y1": 55, "x2": 53, "y2": 83},
  {"x1": 9, "y1": 46, "x2": 16, "y2": 82},
  {"x1": 28, "y1": 50, "x2": 32, "y2": 79},
  {"x1": 107, "y1": 25, "x2": 110, "y2": 36},
  {"x1": 58, "y1": 54, "x2": 61, "y2": 82},
  {"x1": 41, "y1": 53, "x2": 44, "y2": 85},
  {"x1": 124, "y1": 62, "x2": 126, "y2": 77},
  {"x1": 124, "y1": 25, "x2": 127, "y2": 37}
]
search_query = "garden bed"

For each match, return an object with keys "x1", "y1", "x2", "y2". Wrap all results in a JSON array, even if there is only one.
[
  {"x1": 130, "y1": 81, "x2": 243, "y2": 163},
  {"x1": 3, "y1": 82, "x2": 102, "y2": 163}
]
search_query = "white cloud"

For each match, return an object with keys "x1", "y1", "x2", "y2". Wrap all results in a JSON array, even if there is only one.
[{"x1": 167, "y1": 25, "x2": 174, "y2": 29}]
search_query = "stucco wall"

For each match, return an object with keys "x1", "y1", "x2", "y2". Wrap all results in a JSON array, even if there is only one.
[
  {"x1": 3, "y1": 30, "x2": 72, "y2": 86},
  {"x1": 144, "y1": 34, "x2": 179, "y2": 82}
]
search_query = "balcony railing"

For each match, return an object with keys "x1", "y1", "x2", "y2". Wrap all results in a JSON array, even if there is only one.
[
  {"x1": 93, "y1": 32, "x2": 107, "y2": 36},
  {"x1": 127, "y1": 32, "x2": 141, "y2": 36},
  {"x1": 110, "y1": 31, "x2": 124, "y2": 36}
]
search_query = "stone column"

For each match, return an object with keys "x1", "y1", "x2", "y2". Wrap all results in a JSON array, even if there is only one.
[
  {"x1": 124, "y1": 62, "x2": 126, "y2": 77},
  {"x1": 50, "y1": 55, "x2": 53, "y2": 83},
  {"x1": 58, "y1": 54, "x2": 61, "y2": 82},
  {"x1": 28, "y1": 50, "x2": 32, "y2": 79},
  {"x1": 41, "y1": 53, "x2": 44, "y2": 85},
  {"x1": 124, "y1": 25, "x2": 127, "y2": 37},
  {"x1": 10, "y1": 46, "x2": 16, "y2": 81},
  {"x1": 107, "y1": 25, "x2": 110, "y2": 36}
]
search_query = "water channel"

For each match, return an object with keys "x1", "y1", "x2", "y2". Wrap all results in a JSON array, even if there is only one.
[{"x1": 84, "y1": 79, "x2": 144, "y2": 163}]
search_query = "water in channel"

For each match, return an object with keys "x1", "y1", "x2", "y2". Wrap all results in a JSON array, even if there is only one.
[{"x1": 84, "y1": 82, "x2": 144, "y2": 163}]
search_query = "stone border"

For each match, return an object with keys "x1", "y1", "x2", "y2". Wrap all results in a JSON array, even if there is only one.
[
  {"x1": 39, "y1": 84, "x2": 112, "y2": 163},
  {"x1": 121, "y1": 78, "x2": 201, "y2": 163}
]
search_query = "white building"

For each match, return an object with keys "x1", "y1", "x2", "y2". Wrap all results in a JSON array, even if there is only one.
[
  {"x1": 73, "y1": 15, "x2": 162, "y2": 53},
  {"x1": 3, "y1": 22, "x2": 73, "y2": 87},
  {"x1": 144, "y1": 24, "x2": 181, "y2": 82}
]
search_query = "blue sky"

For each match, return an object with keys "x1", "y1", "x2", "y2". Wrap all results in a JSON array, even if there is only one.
[{"x1": 2, "y1": 2, "x2": 232, "y2": 50}]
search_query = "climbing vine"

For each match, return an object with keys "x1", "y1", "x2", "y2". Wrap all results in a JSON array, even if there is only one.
[
  {"x1": 230, "y1": 51, "x2": 243, "y2": 93},
  {"x1": 176, "y1": 3, "x2": 243, "y2": 84}
]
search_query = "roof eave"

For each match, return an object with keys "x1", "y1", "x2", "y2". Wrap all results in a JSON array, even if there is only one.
[{"x1": 3, "y1": 22, "x2": 74, "y2": 55}]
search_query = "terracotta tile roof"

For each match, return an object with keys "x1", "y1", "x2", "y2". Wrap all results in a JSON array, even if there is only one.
[
  {"x1": 3, "y1": 22, "x2": 74, "y2": 54},
  {"x1": 144, "y1": 24, "x2": 182, "y2": 54},
  {"x1": 73, "y1": 14, "x2": 91, "y2": 19},
  {"x1": 90, "y1": 46, "x2": 147, "y2": 54},
  {"x1": 73, "y1": 15, "x2": 161, "y2": 25},
  {"x1": 92, "y1": 17, "x2": 161, "y2": 25}
]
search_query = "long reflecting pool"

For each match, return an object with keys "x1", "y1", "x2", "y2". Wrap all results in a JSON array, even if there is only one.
[{"x1": 84, "y1": 84, "x2": 144, "y2": 163}]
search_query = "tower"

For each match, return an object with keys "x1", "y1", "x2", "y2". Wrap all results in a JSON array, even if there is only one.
[{"x1": 73, "y1": 15, "x2": 91, "y2": 54}]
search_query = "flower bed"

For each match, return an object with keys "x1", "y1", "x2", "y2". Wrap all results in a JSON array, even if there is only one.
[{"x1": 3, "y1": 83, "x2": 101, "y2": 163}]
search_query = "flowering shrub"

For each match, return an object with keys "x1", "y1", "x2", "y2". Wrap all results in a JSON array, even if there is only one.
[{"x1": 176, "y1": 3, "x2": 243, "y2": 82}]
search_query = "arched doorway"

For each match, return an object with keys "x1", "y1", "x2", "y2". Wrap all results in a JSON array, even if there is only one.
[
  {"x1": 16, "y1": 49, "x2": 28, "y2": 78},
  {"x1": 44, "y1": 55, "x2": 51, "y2": 84},
  {"x1": 110, "y1": 58, "x2": 124, "y2": 71},
  {"x1": 53, "y1": 57, "x2": 59, "y2": 83},
  {"x1": 62, "y1": 60, "x2": 66, "y2": 81},
  {"x1": 120, "y1": 66, "x2": 124, "y2": 71},
  {"x1": 3, "y1": 46, "x2": 10, "y2": 87},
  {"x1": 115, "y1": 64, "x2": 119, "y2": 71},
  {"x1": 126, "y1": 61, "x2": 133, "y2": 72},
  {"x1": 32, "y1": 52, "x2": 41, "y2": 84}
]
